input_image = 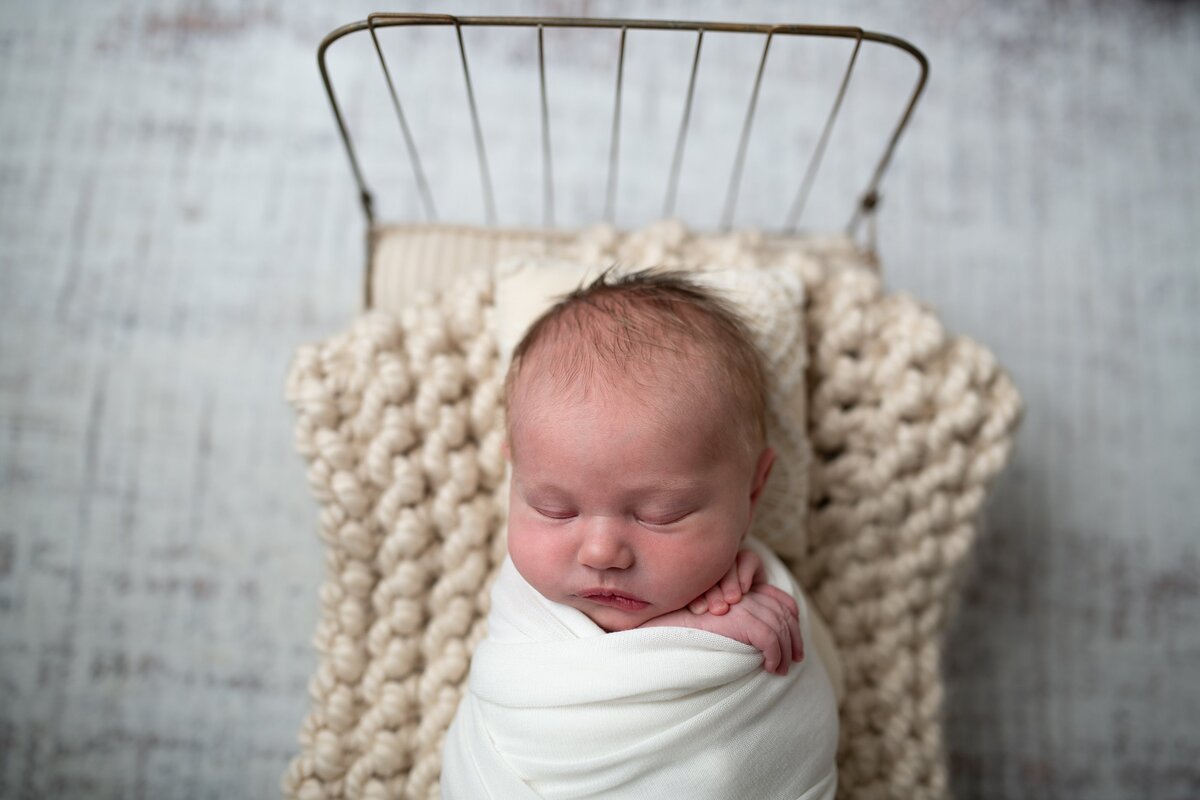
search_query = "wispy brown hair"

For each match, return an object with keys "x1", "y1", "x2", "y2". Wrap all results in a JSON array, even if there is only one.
[{"x1": 504, "y1": 269, "x2": 768, "y2": 458}]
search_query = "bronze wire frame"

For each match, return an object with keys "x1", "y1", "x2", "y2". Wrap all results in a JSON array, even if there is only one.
[{"x1": 317, "y1": 13, "x2": 929, "y2": 309}]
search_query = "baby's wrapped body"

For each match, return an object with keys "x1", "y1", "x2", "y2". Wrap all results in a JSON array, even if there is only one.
[{"x1": 441, "y1": 539, "x2": 839, "y2": 799}]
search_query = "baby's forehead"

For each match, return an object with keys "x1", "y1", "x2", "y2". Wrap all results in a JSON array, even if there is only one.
[
  {"x1": 525, "y1": 295, "x2": 721, "y2": 370},
  {"x1": 509, "y1": 330, "x2": 721, "y2": 409},
  {"x1": 507, "y1": 350, "x2": 741, "y2": 468}
]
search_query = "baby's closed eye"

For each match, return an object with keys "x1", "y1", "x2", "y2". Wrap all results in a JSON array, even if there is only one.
[
  {"x1": 533, "y1": 507, "x2": 578, "y2": 520},
  {"x1": 635, "y1": 509, "x2": 694, "y2": 527}
]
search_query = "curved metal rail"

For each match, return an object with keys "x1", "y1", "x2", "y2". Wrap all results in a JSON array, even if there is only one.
[{"x1": 318, "y1": 13, "x2": 928, "y2": 239}]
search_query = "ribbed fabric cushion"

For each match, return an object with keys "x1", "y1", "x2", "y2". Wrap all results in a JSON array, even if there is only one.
[
  {"x1": 368, "y1": 221, "x2": 868, "y2": 314},
  {"x1": 370, "y1": 224, "x2": 567, "y2": 309}
]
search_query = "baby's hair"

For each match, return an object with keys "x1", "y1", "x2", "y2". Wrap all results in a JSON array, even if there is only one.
[{"x1": 505, "y1": 268, "x2": 768, "y2": 457}]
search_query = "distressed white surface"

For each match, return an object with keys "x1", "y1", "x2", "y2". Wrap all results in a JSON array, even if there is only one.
[{"x1": 0, "y1": 1, "x2": 1197, "y2": 798}]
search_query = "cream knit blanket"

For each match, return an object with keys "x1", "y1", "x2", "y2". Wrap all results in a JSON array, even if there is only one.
[
  {"x1": 441, "y1": 539, "x2": 838, "y2": 799},
  {"x1": 281, "y1": 222, "x2": 1023, "y2": 800}
]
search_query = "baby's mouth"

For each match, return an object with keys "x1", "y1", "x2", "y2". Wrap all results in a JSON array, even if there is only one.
[{"x1": 577, "y1": 588, "x2": 649, "y2": 611}]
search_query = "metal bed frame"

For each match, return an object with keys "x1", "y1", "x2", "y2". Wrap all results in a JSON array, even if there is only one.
[{"x1": 318, "y1": 13, "x2": 928, "y2": 305}]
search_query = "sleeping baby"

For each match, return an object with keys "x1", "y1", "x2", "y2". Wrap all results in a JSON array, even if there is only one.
[{"x1": 441, "y1": 269, "x2": 838, "y2": 799}]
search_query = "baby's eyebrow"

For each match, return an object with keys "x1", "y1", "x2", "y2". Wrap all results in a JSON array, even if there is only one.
[
  {"x1": 635, "y1": 479, "x2": 706, "y2": 495},
  {"x1": 520, "y1": 478, "x2": 707, "y2": 500},
  {"x1": 517, "y1": 480, "x2": 584, "y2": 503},
  {"x1": 519, "y1": 482, "x2": 572, "y2": 499},
  {"x1": 625, "y1": 480, "x2": 711, "y2": 507}
]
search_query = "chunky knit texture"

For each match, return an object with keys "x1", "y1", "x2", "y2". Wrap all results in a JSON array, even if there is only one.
[{"x1": 281, "y1": 222, "x2": 1022, "y2": 800}]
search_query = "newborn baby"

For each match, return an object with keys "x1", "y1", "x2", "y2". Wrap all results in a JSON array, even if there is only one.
[{"x1": 442, "y1": 269, "x2": 838, "y2": 799}]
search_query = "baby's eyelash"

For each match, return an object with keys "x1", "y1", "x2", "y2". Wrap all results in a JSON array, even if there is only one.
[
  {"x1": 637, "y1": 510, "x2": 692, "y2": 527},
  {"x1": 534, "y1": 507, "x2": 577, "y2": 520}
]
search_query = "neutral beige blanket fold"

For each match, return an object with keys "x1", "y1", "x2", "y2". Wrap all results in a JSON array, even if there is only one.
[{"x1": 441, "y1": 539, "x2": 839, "y2": 800}]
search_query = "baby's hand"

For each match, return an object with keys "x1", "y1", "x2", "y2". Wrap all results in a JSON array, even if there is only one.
[
  {"x1": 643, "y1": 583, "x2": 804, "y2": 675},
  {"x1": 687, "y1": 549, "x2": 765, "y2": 616}
]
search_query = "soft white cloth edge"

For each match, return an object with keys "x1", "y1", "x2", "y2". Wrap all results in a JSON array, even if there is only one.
[{"x1": 441, "y1": 538, "x2": 839, "y2": 799}]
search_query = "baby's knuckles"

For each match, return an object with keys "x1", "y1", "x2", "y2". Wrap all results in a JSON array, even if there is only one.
[{"x1": 696, "y1": 584, "x2": 801, "y2": 674}]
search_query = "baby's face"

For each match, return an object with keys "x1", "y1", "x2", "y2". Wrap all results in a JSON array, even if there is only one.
[{"x1": 506, "y1": 371, "x2": 772, "y2": 632}]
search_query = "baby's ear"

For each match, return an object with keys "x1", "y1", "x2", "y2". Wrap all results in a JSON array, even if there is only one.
[{"x1": 748, "y1": 447, "x2": 775, "y2": 511}]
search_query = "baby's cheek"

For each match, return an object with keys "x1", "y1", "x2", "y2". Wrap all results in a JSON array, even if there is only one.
[
  {"x1": 507, "y1": 521, "x2": 565, "y2": 598},
  {"x1": 506, "y1": 521, "x2": 537, "y2": 572},
  {"x1": 648, "y1": 536, "x2": 733, "y2": 604}
]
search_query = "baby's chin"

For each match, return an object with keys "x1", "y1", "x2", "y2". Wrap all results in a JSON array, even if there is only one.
[
  {"x1": 593, "y1": 617, "x2": 637, "y2": 633},
  {"x1": 575, "y1": 599, "x2": 685, "y2": 633},
  {"x1": 574, "y1": 602, "x2": 655, "y2": 633}
]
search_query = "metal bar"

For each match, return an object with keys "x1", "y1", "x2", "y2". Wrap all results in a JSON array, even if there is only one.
[
  {"x1": 365, "y1": 226, "x2": 377, "y2": 309},
  {"x1": 316, "y1": 22, "x2": 377, "y2": 226},
  {"x1": 367, "y1": 14, "x2": 437, "y2": 221},
  {"x1": 537, "y1": 26, "x2": 555, "y2": 228},
  {"x1": 604, "y1": 28, "x2": 627, "y2": 224},
  {"x1": 784, "y1": 32, "x2": 863, "y2": 232},
  {"x1": 317, "y1": 14, "x2": 929, "y2": 237},
  {"x1": 663, "y1": 29, "x2": 703, "y2": 219},
  {"x1": 846, "y1": 33, "x2": 930, "y2": 236},
  {"x1": 361, "y1": 14, "x2": 873, "y2": 38},
  {"x1": 720, "y1": 31, "x2": 773, "y2": 231},
  {"x1": 455, "y1": 21, "x2": 497, "y2": 225}
]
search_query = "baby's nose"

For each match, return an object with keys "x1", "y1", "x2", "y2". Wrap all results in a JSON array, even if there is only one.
[{"x1": 577, "y1": 519, "x2": 634, "y2": 570}]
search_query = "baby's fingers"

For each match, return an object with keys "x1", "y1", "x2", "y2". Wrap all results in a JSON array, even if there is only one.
[
  {"x1": 718, "y1": 565, "x2": 744, "y2": 607},
  {"x1": 739, "y1": 599, "x2": 791, "y2": 675},
  {"x1": 751, "y1": 618, "x2": 785, "y2": 675},
  {"x1": 736, "y1": 549, "x2": 764, "y2": 594},
  {"x1": 706, "y1": 584, "x2": 730, "y2": 615},
  {"x1": 771, "y1": 603, "x2": 796, "y2": 676},
  {"x1": 755, "y1": 584, "x2": 800, "y2": 620},
  {"x1": 689, "y1": 584, "x2": 730, "y2": 616},
  {"x1": 787, "y1": 604, "x2": 803, "y2": 663},
  {"x1": 748, "y1": 586, "x2": 803, "y2": 669}
]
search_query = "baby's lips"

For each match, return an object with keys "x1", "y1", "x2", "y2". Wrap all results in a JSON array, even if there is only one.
[{"x1": 577, "y1": 587, "x2": 650, "y2": 611}]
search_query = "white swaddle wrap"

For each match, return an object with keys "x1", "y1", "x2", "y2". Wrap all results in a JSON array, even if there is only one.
[{"x1": 441, "y1": 538, "x2": 838, "y2": 799}]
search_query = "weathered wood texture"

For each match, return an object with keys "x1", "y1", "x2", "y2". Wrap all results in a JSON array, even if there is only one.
[{"x1": 1, "y1": 1, "x2": 1196, "y2": 798}]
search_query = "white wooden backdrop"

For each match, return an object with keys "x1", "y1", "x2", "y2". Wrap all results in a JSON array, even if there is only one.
[{"x1": 1, "y1": 1, "x2": 1197, "y2": 798}]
